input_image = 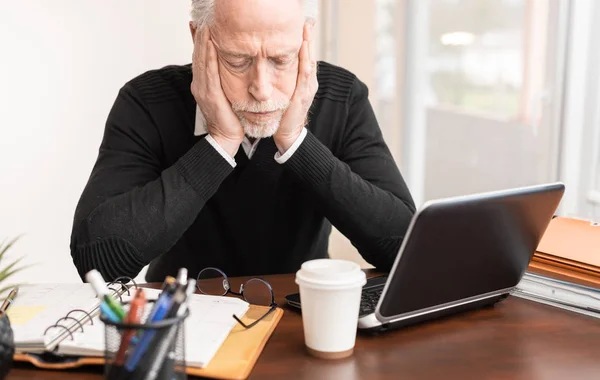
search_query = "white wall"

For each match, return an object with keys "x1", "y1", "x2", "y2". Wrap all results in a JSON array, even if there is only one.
[
  {"x1": 0, "y1": 1, "x2": 192, "y2": 285},
  {"x1": 556, "y1": 0, "x2": 600, "y2": 222}
]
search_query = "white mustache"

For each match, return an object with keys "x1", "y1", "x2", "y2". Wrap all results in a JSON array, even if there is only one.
[{"x1": 231, "y1": 100, "x2": 290, "y2": 113}]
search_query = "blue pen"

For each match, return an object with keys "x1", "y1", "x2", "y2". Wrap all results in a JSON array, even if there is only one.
[
  {"x1": 129, "y1": 278, "x2": 175, "y2": 347},
  {"x1": 100, "y1": 302, "x2": 121, "y2": 323},
  {"x1": 124, "y1": 285, "x2": 175, "y2": 371}
]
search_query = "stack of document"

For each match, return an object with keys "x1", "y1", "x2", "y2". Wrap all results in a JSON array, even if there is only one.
[
  {"x1": 533, "y1": 216, "x2": 600, "y2": 276},
  {"x1": 512, "y1": 272, "x2": 600, "y2": 319}
]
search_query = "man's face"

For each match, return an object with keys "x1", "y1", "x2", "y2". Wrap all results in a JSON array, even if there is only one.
[{"x1": 207, "y1": 0, "x2": 306, "y2": 138}]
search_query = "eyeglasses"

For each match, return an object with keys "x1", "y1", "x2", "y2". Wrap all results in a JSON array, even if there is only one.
[{"x1": 196, "y1": 267, "x2": 277, "y2": 329}]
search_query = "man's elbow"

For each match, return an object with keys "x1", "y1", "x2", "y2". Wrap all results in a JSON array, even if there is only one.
[
  {"x1": 70, "y1": 236, "x2": 145, "y2": 283},
  {"x1": 359, "y1": 236, "x2": 404, "y2": 273}
]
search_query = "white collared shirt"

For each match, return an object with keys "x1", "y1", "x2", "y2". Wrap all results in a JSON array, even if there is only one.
[{"x1": 194, "y1": 106, "x2": 307, "y2": 168}]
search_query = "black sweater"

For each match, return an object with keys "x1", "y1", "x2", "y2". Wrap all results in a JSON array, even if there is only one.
[{"x1": 70, "y1": 62, "x2": 416, "y2": 283}]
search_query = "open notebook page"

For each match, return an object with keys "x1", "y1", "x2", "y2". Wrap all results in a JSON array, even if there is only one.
[
  {"x1": 7, "y1": 284, "x2": 101, "y2": 352},
  {"x1": 57, "y1": 288, "x2": 249, "y2": 368}
]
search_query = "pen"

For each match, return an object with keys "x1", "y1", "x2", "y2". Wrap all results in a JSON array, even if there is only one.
[
  {"x1": 149, "y1": 277, "x2": 176, "y2": 319},
  {"x1": 124, "y1": 280, "x2": 177, "y2": 371},
  {"x1": 0, "y1": 287, "x2": 18, "y2": 314},
  {"x1": 100, "y1": 302, "x2": 121, "y2": 323},
  {"x1": 164, "y1": 282, "x2": 187, "y2": 318},
  {"x1": 86, "y1": 270, "x2": 127, "y2": 320},
  {"x1": 144, "y1": 280, "x2": 196, "y2": 380},
  {"x1": 131, "y1": 276, "x2": 177, "y2": 346},
  {"x1": 176, "y1": 268, "x2": 188, "y2": 288},
  {"x1": 160, "y1": 276, "x2": 176, "y2": 291},
  {"x1": 115, "y1": 288, "x2": 146, "y2": 366}
]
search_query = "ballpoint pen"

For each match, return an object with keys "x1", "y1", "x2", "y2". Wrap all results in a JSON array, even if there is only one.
[
  {"x1": 115, "y1": 288, "x2": 146, "y2": 366},
  {"x1": 144, "y1": 280, "x2": 196, "y2": 380},
  {"x1": 100, "y1": 302, "x2": 120, "y2": 323},
  {"x1": 124, "y1": 279, "x2": 178, "y2": 371},
  {"x1": 86, "y1": 270, "x2": 126, "y2": 320},
  {"x1": 0, "y1": 287, "x2": 18, "y2": 314},
  {"x1": 176, "y1": 268, "x2": 188, "y2": 288},
  {"x1": 129, "y1": 276, "x2": 177, "y2": 347}
]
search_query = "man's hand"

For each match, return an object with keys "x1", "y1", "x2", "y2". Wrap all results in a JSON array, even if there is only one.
[
  {"x1": 191, "y1": 28, "x2": 244, "y2": 158},
  {"x1": 274, "y1": 23, "x2": 319, "y2": 154}
]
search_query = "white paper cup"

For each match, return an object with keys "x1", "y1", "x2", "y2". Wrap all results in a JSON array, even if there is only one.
[{"x1": 295, "y1": 259, "x2": 367, "y2": 359}]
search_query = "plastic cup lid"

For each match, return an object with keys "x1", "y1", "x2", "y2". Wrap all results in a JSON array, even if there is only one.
[{"x1": 295, "y1": 259, "x2": 366, "y2": 289}]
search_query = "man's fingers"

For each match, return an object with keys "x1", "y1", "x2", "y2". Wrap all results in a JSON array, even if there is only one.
[
  {"x1": 206, "y1": 40, "x2": 220, "y2": 90},
  {"x1": 193, "y1": 28, "x2": 208, "y2": 69},
  {"x1": 301, "y1": 41, "x2": 312, "y2": 82},
  {"x1": 200, "y1": 28, "x2": 212, "y2": 57},
  {"x1": 203, "y1": 27, "x2": 211, "y2": 48},
  {"x1": 303, "y1": 22, "x2": 310, "y2": 42},
  {"x1": 305, "y1": 24, "x2": 318, "y2": 94},
  {"x1": 289, "y1": 40, "x2": 311, "y2": 107},
  {"x1": 303, "y1": 22, "x2": 316, "y2": 62}
]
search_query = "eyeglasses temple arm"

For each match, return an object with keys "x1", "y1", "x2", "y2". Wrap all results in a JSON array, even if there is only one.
[{"x1": 232, "y1": 303, "x2": 277, "y2": 329}]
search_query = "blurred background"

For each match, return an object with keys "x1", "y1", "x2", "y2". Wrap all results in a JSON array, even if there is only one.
[{"x1": 0, "y1": 0, "x2": 599, "y2": 284}]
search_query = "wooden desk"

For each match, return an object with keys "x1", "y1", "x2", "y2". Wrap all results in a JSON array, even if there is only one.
[{"x1": 7, "y1": 272, "x2": 600, "y2": 380}]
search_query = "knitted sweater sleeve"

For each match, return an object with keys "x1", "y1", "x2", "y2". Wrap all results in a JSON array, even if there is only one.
[
  {"x1": 282, "y1": 76, "x2": 416, "y2": 271},
  {"x1": 70, "y1": 82, "x2": 232, "y2": 281}
]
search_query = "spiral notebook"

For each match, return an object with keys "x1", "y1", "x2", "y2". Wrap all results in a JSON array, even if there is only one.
[
  {"x1": 7, "y1": 282, "x2": 250, "y2": 369},
  {"x1": 7, "y1": 282, "x2": 131, "y2": 354}
]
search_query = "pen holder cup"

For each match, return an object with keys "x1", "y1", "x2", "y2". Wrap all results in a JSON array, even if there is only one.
[{"x1": 100, "y1": 300, "x2": 189, "y2": 380}]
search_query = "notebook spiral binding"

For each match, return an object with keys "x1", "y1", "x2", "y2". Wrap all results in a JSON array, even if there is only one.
[{"x1": 42, "y1": 276, "x2": 138, "y2": 341}]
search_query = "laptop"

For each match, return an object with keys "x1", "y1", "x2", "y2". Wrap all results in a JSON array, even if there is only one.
[{"x1": 285, "y1": 182, "x2": 565, "y2": 333}]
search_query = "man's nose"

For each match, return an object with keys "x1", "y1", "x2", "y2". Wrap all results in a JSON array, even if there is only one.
[{"x1": 248, "y1": 62, "x2": 273, "y2": 102}]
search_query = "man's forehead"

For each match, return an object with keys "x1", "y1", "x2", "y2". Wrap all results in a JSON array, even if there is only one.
[
  {"x1": 211, "y1": 26, "x2": 303, "y2": 57},
  {"x1": 214, "y1": 0, "x2": 304, "y2": 18},
  {"x1": 213, "y1": 0, "x2": 305, "y2": 36}
]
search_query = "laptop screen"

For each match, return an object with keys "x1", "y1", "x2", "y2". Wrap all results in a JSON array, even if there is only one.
[{"x1": 377, "y1": 183, "x2": 564, "y2": 319}]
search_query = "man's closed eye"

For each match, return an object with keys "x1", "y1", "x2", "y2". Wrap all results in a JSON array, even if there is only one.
[
  {"x1": 271, "y1": 57, "x2": 294, "y2": 68},
  {"x1": 227, "y1": 59, "x2": 252, "y2": 70}
]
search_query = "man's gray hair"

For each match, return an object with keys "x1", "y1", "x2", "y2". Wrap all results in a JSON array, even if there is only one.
[{"x1": 190, "y1": 0, "x2": 319, "y2": 29}]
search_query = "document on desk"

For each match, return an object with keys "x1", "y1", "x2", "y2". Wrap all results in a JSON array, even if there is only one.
[
  {"x1": 512, "y1": 272, "x2": 600, "y2": 318},
  {"x1": 8, "y1": 283, "x2": 103, "y2": 352},
  {"x1": 181, "y1": 292, "x2": 250, "y2": 367}
]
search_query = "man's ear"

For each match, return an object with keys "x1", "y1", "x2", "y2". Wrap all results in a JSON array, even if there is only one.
[{"x1": 189, "y1": 22, "x2": 197, "y2": 42}]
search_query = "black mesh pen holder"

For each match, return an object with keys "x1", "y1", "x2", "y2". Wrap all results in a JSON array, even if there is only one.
[{"x1": 99, "y1": 300, "x2": 189, "y2": 380}]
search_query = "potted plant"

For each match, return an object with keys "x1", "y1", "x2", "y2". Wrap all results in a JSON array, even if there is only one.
[{"x1": 0, "y1": 237, "x2": 27, "y2": 379}]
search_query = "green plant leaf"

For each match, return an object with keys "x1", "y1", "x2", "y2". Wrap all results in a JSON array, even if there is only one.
[
  {"x1": 0, "y1": 258, "x2": 28, "y2": 283},
  {"x1": 0, "y1": 235, "x2": 22, "y2": 265},
  {"x1": 0, "y1": 236, "x2": 28, "y2": 288}
]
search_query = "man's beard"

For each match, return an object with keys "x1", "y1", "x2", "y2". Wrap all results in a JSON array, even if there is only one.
[{"x1": 231, "y1": 99, "x2": 291, "y2": 139}]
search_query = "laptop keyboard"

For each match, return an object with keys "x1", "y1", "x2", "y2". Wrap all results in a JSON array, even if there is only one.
[
  {"x1": 359, "y1": 275, "x2": 388, "y2": 316},
  {"x1": 360, "y1": 287, "x2": 384, "y2": 316}
]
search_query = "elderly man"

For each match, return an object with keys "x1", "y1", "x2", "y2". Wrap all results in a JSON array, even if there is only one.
[{"x1": 70, "y1": 0, "x2": 416, "y2": 282}]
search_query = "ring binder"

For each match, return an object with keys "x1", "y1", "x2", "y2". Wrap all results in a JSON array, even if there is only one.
[
  {"x1": 40, "y1": 278, "x2": 137, "y2": 350},
  {"x1": 55, "y1": 316, "x2": 84, "y2": 332},
  {"x1": 66, "y1": 309, "x2": 95, "y2": 325},
  {"x1": 43, "y1": 325, "x2": 74, "y2": 340},
  {"x1": 94, "y1": 276, "x2": 137, "y2": 302},
  {"x1": 108, "y1": 276, "x2": 138, "y2": 291},
  {"x1": 94, "y1": 276, "x2": 137, "y2": 301},
  {"x1": 107, "y1": 287, "x2": 124, "y2": 302}
]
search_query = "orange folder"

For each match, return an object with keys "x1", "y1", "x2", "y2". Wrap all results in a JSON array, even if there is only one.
[{"x1": 533, "y1": 216, "x2": 600, "y2": 277}]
